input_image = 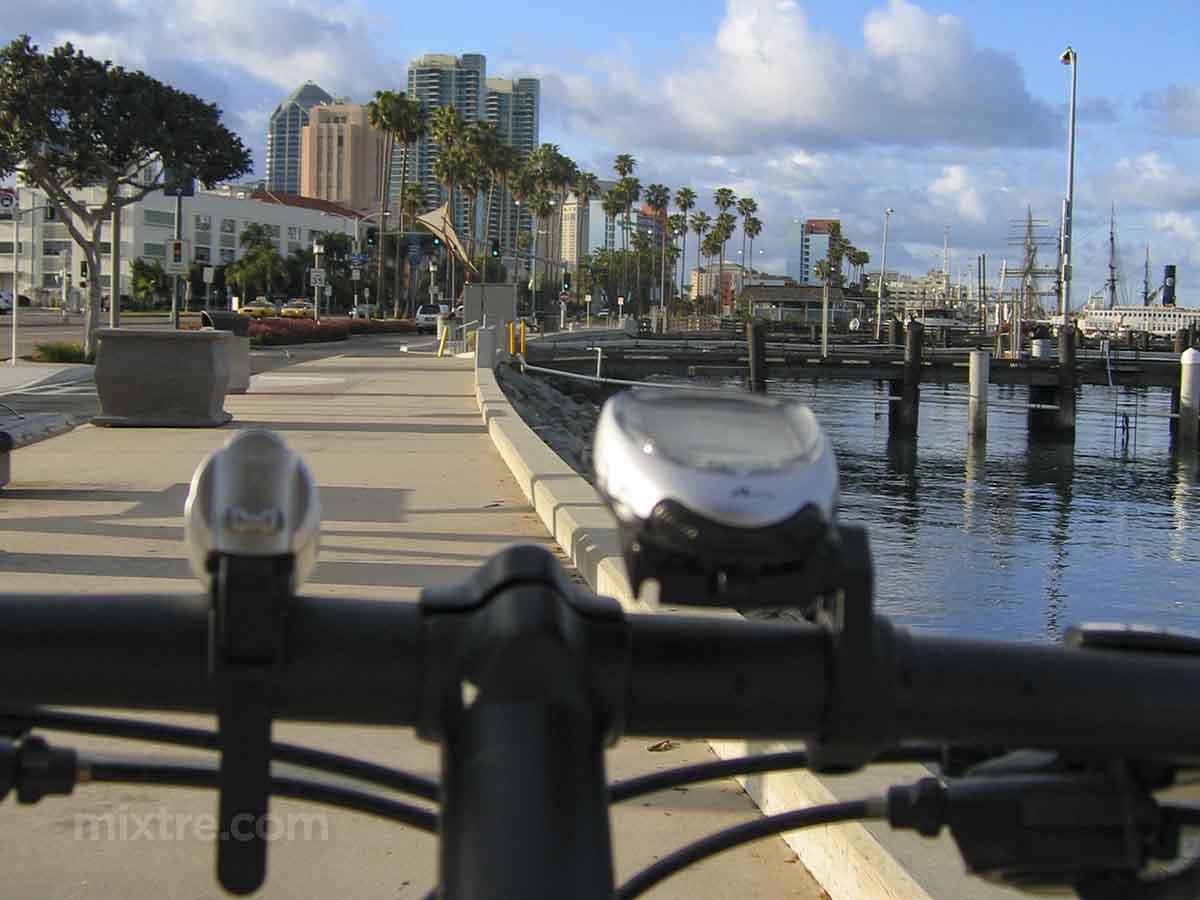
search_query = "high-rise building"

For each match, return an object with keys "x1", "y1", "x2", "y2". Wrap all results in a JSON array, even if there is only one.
[
  {"x1": 299, "y1": 101, "x2": 387, "y2": 215},
  {"x1": 485, "y1": 77, "x2": 540, "y2": 251},
  {"x1": 266, "y1": 82, "x2": 334, "y2": 194},
  {"x1": 799, "y1": 219, "x2": 840, "y2": 285},
  {"x1": 403, "y1": 54, "x2": 488, "y2": 239}
]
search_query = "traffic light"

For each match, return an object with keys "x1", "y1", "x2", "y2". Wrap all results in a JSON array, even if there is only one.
[
  {"x1": 366, "y1": 227, "x2": 378, "y2": 248},
  {"x1": 561, "y1": 271, "x2": 571, "y2": 293},
  {"x1": 432, "y1": 235, "x2": 442, "y2": 249},
  {"x1": 490, "y1": 239, "x2": 500, "y2": 258},
  {"x1": 170, "y1": 240, "x2": 184, "y2": 268}
]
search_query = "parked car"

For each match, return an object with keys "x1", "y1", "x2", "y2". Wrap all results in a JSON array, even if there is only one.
[
  {"x1": 240, "y1": 298, "x2": 277, "y2": 319},
  {"x1": 0, "y1": 293, "x2": 10, "y2": 314},
  {"x1": 415, "y1": 304, "x2": 441, "y2": 334},
  {"x1": 350, "y1": 304, "x2": 378, "y2": 320},
  {"x1": 281, "y1": 301, "x2": 315, "y2": 319}
]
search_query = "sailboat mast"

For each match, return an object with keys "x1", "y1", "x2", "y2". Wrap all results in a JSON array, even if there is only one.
[
  {"x1": 1143, "y1": 243, "x2": 1151, "y2": 307},
  {"x1": 1107, "y1": 205, "x2": 1117, "y2": 310}
]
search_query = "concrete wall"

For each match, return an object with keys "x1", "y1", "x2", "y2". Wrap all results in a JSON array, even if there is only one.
[{"x1": 474, "y1": 361, "x2": 1025, "y2": 900}]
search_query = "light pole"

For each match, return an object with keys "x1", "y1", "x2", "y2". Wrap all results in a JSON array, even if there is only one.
[
  {"x1": 875, "y1": 208, "x2": 894, "y2": 341},
  {"x1": 312, "y1": 239, "x2": 324, "y2": 323},
  {"x1": 1059, "y1": 46, "x2": 1078, "y2": 321}
]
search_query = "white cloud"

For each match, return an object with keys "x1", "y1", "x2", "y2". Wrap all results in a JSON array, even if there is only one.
[
  {"x1": 929, "y1": 165, "x2": 986, "y2": 223},
  {"x1": 548, "y1": 0, "x2": 1056, "y2": 155},
  {"x1": 1096, "y1": 153, "x2": 1200, "y2": 213},
  {"x1": 1140, "y1": 84, "x2": 1200, "y2": 136}
]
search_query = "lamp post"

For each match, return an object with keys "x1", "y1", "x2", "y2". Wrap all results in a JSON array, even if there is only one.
[
  {"x1": 875, "y1": 208, "x2": 894, "y2": 341},
  {"x1": 1059, "y1": 46, "x2": 1078, "y2": 321}
]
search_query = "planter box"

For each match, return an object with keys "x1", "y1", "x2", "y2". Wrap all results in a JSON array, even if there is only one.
[{"x1": 93, "y1": 329, "x2": 233, "y2": 427}]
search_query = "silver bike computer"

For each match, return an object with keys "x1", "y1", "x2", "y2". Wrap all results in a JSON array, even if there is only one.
[{"x1": 593, "y1": 389, "x2": 839, "y2": 608}]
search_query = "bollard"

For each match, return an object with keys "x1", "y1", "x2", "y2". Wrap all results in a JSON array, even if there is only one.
[
  {"x1": 475, "y1": 326, "x2": 497, "y2": 372},
  {"x1": 889, "y1": 321, "x2": 922, "y2": 436},
  {"x1": 520, "y1": 320, "x2": 526, "y2": 356},
  {"x1": 747, "y1": 319, "x2": 768, "y2": 394},
  {"x1": 968, "y1": 350, "x2": 990, "y2": 438},
  {"x1": 1181, "y1": 348, "x2": 1200, "y2": 453},
  {"x1": 508, "y1": 321, "x2": 516, "y2": 356}
]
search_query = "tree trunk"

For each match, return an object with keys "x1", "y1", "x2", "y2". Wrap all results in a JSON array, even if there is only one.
[{"x1": 379, "y1": 132, "x2": 393, "y2": 315}]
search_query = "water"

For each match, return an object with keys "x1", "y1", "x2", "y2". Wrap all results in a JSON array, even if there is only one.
[{"x1": 656, "y1": 376, "x2": 1200, "y2": 643}]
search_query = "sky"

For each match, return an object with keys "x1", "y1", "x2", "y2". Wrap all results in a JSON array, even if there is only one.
[{"x1": 8, "y1": 0, "x2": 1200, "y2": 307}]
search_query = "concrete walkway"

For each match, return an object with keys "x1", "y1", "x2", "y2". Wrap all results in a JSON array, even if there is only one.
[{"x1": 0, "y1": 338, "x2": 824, "y2": 898}]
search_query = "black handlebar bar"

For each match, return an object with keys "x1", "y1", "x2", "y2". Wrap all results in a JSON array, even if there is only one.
[{"x1": 3, "y1": 540, "x2": 1200, "y2": 898}]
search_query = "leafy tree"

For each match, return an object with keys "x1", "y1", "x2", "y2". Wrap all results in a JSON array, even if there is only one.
[{"x1": 0, "y1": 35, "x2": 251, "y2": 354}]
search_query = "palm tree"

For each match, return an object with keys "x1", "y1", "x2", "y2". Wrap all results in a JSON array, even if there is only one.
[
  {"x1": 616, "y1": 176, "x2": 640, "y2": 303},
  {"x1": 674, "y1": 187, "x2": 697, "y2": 301},
  {"x1": 744, "y1": 216, "x2": 763, "y2": 282},
  {"x1": 667, "y1": 213, "x2": 687, "y2": 304},
  {"x1": 736, "y1": 197, "x2": 757, "y2": 279},
  {"x1": 644, "y1": 183, "x2": 671, "y2": 314},
  {"x1": 430, "y1": 105, "x2": 467, "y2": 218},
  {"x1": 700, "y1": 233, "x2": 722, "y2": 314},
  {"x1": 689, "y1": 211, "x2": 711, "y2": 303},
  {"x1": 613, "y1": 154, "x2": 637, "y2": 298},
  {"x1": 713, "y1": 211, "x2": 737, "y2": 312},
  {"x1": 367, "y1": 90, "x2": 425, "y2": 311},
  {"x1": 529, "y1": 190, "x2": 555, "y2": 314},
  {"x1": 239, "y1": 224, "x2": 278, "y2": 297},
  {"x1": 572, "y1": 170, "x2": 600, "y2": 296}
]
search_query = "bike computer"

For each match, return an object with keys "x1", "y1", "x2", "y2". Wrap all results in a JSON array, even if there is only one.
[{"x1": 593, "y1": 389, "x2": 839, "y2": 608}]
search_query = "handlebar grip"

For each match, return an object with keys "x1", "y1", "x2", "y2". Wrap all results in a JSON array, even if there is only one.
[
  {"x1": 0, "y1": 594, "x2": 425, "y2": 724},
  {"x1": 893, "y1": 630, "x2": 1200, "y2": 755}
]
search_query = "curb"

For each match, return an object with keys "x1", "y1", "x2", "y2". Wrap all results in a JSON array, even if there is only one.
[
  {"x1": 475, "y1": 362, "x2": 1023, "y2": 900},
  {"x1": 0, "y1": 412, "x2": 81, "y2": 450}
]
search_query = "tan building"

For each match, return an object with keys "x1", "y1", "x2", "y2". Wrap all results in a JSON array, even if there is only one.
[
  {"x1": 300, "y1": 101, "x2": 387, "y2": 215},
  {"x1": 691, "y1": 262, "x2": 746, "y2": 305}
]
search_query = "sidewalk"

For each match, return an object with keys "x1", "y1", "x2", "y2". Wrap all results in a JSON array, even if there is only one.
[
  {"x1": 0, "y1": 361, "x2": 93, "y2": 396},
  {"x1": 0, "y1": 341, "x2": 824, "y2": 899}
]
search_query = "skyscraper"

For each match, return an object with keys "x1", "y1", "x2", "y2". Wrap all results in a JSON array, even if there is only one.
[
  {"x1": 485, "y1": 77, "x2": 540, "y2": 252},
  {"x1": 266, "y1": 82, "x2": 334, "y2": 194},
  {"x1": 403, "y1": 54, "x2": 487, "y2": 238},
  {"x1": 299, "y1": 100, "x2": 386, "y2": 215}
]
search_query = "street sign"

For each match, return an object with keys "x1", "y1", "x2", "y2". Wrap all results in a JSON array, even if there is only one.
[
  {"x1": 0, "y1": 188, "x2": 15, "y2": 221},
  {"x1": 325, "y1": 285, "x2": 332, "y2": 297},
  {"x1": 351, "y1": 268, "x2": 361, "y2": 281},
  {"x1": 585, "y1": 294, "x2": 592, "y2": 304},
  {"x1": 364, "y1": 287, "x2": 370, "y2": 299},
  {"x1": 310, "y1": 269, "x2": 326, "y2": 287},
  {"x1": 203, "y1": 266, "x2": 215, "y2": 284},
  {"x1": 617, "y1": 296, "x2": 625, "y2": 307},
  {"x1": 162, "y1": 165, "x2": 195, "y2": 197},
  {"x1": 164, "y1": 239, "x2": 189, "y2": 275},
  {"x1": 352, "y1": 253, "x2": 369, "y2": 265}
]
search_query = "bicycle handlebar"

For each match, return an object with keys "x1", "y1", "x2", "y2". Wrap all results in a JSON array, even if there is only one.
[{"x1": 3, "y1": 542, "x2": 1200, "y2": 898}]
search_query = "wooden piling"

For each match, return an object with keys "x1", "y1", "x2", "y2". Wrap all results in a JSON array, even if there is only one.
[
  {"x1": 1181, "y1": 348, "x2": 1200, "y2": 453},
  {"x1": 968, "y1": 350, "x2": 989, "y2": 438},
  {"x1": 889, "y1": 321, "x2": 922, "y2": 436},
  {"x1": 1056, "y1": 324, "x2": 1077, "y2": 435},
  {"x1": 1173, "y1": 330, "x2": 1189, "y2": 439},
  {"x1": 747, "y1": 319, "x2": 768, "y2": 394}
]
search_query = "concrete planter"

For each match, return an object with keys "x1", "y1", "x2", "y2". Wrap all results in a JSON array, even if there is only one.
[
  {"x1": 224, "y1": 334, "x2": 251, "y2": 394},
  {"x1": 93, "y1": 329, "x2": 233, "y2": 427}
]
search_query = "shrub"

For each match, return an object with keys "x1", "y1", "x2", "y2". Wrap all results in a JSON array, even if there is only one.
[
  {"x1": 32, "y1": 341, "x2": 93, "y2": 363},
  {"x1": 249, "y1": 318, "x2": 352, "y2": 346},
  {"x1": 348, "y1": 318, "x2": 418, "y2": 335}
]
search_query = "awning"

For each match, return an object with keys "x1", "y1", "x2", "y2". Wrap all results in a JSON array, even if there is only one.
[{"x1": 416, "y1": 204, "x2": 478, "y2": 277}]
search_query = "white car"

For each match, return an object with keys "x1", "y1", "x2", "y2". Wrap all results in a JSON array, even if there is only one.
[{"x1": 415, "y1": 304, "x2": 442, "y2": 334}]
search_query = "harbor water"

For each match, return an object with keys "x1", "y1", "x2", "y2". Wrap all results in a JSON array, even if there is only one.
[{"x1": 657, "y1": 376, "x2": 1200, "y2": 643}]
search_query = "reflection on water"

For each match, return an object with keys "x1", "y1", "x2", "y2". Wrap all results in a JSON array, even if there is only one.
[{"x1": 669, "y1": 377, "x2": 1200, "y2": 643}]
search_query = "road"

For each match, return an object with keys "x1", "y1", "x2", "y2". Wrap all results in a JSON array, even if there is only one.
[{"x1": 0, "y1": 309, "x2": 201, "y2": 362}]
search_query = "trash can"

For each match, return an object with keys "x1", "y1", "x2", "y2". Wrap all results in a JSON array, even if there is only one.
[{"x1": 201, "y1": 310, "x2": 251, "y2": 394}]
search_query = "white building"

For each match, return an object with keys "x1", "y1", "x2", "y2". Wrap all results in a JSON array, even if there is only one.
[{"x1": 0, "y1": 183, "x2": 361, "y2": 305}]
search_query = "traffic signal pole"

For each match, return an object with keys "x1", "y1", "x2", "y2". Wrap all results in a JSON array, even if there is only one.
[{"x1": 172, "y1": 193, "x2": 182, "y2": 330}]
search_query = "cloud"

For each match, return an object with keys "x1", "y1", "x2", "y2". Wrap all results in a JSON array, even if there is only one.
[
  {"x1": 547, "y1": 0, "x2": 1056, "y2": 155},
  {"x1": 12, "y1": 0, "x2": 397, "y2": 176},
  {"x1": 1139, "y1": 84, "x2": 1200, "y2": 136},
  {"x1": 1091, "y1": 153, "x2": 1200, "y2": 213},
  {"x1": 929, "y1": 165, "x2": 986, "y2": 223}
]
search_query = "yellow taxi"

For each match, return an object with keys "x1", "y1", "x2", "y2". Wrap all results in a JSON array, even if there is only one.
[
  {"x1": 281, "y1": 301, "x2": 315, "y2": 319},
  {"x1": 240, "y1": 298, "x2": 277, "y2": 319}
]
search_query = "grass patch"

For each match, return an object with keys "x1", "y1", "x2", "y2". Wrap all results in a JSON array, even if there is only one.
[{"x1": 32, "y1": 341, "x2": 94, "y2": 364}]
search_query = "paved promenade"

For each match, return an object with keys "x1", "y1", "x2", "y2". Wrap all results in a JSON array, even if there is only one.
[{"x1": 0, "y1": 337, "x2": 824, "y2": 898}]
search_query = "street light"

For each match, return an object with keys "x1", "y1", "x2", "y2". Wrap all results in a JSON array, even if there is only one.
[
  {"x1": 875, "y1": 208, "x2": 895, "y2": 341},
  {"x1": 1059, "y1": 46, "x2": 1078, "y2": 320},
  {"x1": 312, "y1": 239, "x2": 324, "y2": 323}
]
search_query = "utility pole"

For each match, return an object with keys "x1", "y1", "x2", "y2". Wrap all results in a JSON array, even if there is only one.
[{"x1": 875, "y1": 208, "x2": 894, "y2": 341}]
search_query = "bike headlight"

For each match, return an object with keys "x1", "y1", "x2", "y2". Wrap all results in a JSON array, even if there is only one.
[
  {"x1": 593, "y1": 389, "x2": 839, "y2": 606},
  {"x1": 184, "y1": 429, "x2": 320, "y2": 589}
]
